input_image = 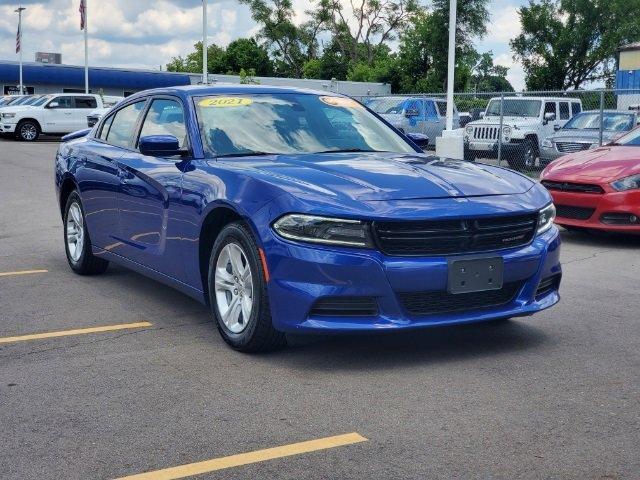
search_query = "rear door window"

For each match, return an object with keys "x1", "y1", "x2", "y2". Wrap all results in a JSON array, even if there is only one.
[
  {"x1": 74, "y1": 96, "x2": 98, "y2": 109},
  {"x1": 559, "y1": 102, "x2": 570, "y2": 120},
  {"x1": 105, "y1": 101, "x2": 147, "y2": 148}
]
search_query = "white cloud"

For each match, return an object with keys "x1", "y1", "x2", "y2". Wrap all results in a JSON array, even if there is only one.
[{"x1": 484, "y1": 6, "x2": 521, "y2": 44}]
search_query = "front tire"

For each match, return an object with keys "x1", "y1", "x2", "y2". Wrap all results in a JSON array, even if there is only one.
[
  {"x1": 509, "y1": 139, "x2": 537, "y2": 171},
  {"x1": 16, "y1": 120, "x2": 40, "y2": 142},
  {"x1": 208, "y1": 222, "x2": 286, "y2": 352},
  {"x1": 63, "y1": 191, "x2": 109, "y2": 275}
]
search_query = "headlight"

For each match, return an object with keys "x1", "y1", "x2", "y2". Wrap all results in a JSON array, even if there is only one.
[
  {"x1": 537, "y1": 203, "x2": 556, "y2": 235},
  {"x1": 1, "y1": 113, "x2": 16, "y2": 119},
  {"x1": 611, "y1": 174, "x2": 640, "y2": 191},
  {"x1": 465, "y1": 125, "x2": 473, "y2": 136},
  {"x1": 273, "y1": 214, "x2": 373, "y2": 247},
  {"x1": 542, "y1": 139, "x2": 553, "y2": 149},
  {"x1": 502, "y1": 126, "x2": 512, "y2": 137}
]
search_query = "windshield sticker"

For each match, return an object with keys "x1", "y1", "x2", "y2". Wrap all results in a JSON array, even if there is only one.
[
  {"x1": 319, "y1": 96, "x2": 361, "y2": 108},
  {"x1": 199, "y1": 97, "x2": 253, "y2": 108}
]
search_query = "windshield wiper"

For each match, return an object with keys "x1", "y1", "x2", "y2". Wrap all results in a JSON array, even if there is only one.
[{"x1": 216, "y1": 151, "x2": 277, "y2": 158}]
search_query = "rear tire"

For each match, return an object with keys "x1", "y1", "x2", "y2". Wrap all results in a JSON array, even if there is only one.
[
  {"x1": 208, "y1": 222, "x2": 286, "y2": 352},
  {"x1": 63, "y1": 191, "x2": 109, "y2": 275},
  {"x1": 16, "y1": 120, "x2": 40, "y2": 142}
]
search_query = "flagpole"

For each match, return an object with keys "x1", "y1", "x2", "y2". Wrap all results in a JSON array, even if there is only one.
[
  {"x1": 84, "y1": 0, "x2": 89, "y2": 93},
  {"x1": 202, "y1": 0, "x2": 208, "y2": 85},
  {"x1": 16, "y1": 6, "x2": 26, "y2": 95}
]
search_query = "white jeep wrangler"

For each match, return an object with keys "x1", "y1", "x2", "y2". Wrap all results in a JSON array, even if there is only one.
[{"x1": 464, "y1": 96, "x2": 583, "y2": 170}]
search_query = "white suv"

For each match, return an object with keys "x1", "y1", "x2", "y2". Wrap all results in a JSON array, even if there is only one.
[
  {"x1": 464, "y1": 96, "x2": 583, "y2": 169},
  {"x1": 0, "y1": 93, "x2": 109, "y2": 141}
]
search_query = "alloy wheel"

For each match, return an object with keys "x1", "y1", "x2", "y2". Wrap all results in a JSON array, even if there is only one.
[
  {"x1": 20, "y1": 123, "x2": 37, "y2": 141},
  {"x1": 66, "y1": 202, "x2": 84, "y2": 263},
  {"x1": 214, "y1": 242, "x2": 254, "y2": 334}
]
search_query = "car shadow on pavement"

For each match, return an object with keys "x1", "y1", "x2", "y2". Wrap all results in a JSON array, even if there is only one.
[
  {"x1": 278, "y1": 320, "x2": 548, "y2": 372},
  {"x1": 559, "y1": 228, "x2": 640, "y2": 249}
]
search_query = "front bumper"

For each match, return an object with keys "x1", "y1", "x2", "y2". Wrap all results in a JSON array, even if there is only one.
[
  {"x1": 0, "y1": 123, "x2": 17, "y2": 133},
  {"x1": 466, "y1": 140, "x2": 526, "y2": 159},
  {"x1": 550, "y1": 189, "x2": 640, "y2": 232},
  {"x1": 263, "y1": 227, "x2": 562, "y2": 333}
]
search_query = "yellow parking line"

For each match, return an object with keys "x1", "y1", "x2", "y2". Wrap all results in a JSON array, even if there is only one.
[
  {"x1": 0, "y1": 322, "x2": 153, "y2": 344},
  {"x1": 0, "y1": 269, "x2": 48, "y2": 277},
  {"x1": 115, "y1": 432, "x2": 368, "y2": 480}
]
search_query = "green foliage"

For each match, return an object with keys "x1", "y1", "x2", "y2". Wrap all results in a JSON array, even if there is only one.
[
  {"x1": 468, "y1": 51, "x2": 514, "y2": 92},
  {"x1": 511, "y1": 0, "x2": 640, "y2": 90}
]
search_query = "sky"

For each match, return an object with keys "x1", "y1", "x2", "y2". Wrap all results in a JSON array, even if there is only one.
[{"x1": 0, "y1": 0, "x2": 528, "y2": 90}]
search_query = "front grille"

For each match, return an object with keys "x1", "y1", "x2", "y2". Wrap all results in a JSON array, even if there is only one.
[
  {"x1": 470, "y1": 126, "x2": 500, "y2": 140},
  {"x1": 373, "y1": 214, "x2": 538, "y2": 256},
  {"x1": 555, "y1": 204, "x2": 595, "y2": 220},
  {"x1": 555, "y1": 142, "x2": 592, "y2": 153},
  {"x1": 536, "y1": 274, "x2": 561, "y2": 298},
  {"x1": 398, "y1": 281, "x2": 524, "y2": 316},
  {"x1": 308, "y1": 297, "x2": 378, "y2": 317},
  {"x1": 541, "y1": 180, "x2": 604, "y2": 194}
]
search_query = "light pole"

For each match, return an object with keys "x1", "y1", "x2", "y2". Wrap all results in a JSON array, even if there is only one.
[
  {"x1": 202, "y1": 0, "x2": 208, "y2": 84},
  {"x1": 16, "y1": 6, "x2": 26, "y2": 95},
  {"x1": 445, "y1": 0, "x2": 457, "y2": 131}
]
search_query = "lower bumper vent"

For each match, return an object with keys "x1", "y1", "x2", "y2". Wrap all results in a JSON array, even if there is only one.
[
  {"x1": 398, "y1": 282, "x2": 524, "y2": 316},
  {"x1": 535, "y1": 274, "x2": 561, "y2": 298},
  {"x1": 555, "y1": 205, "x2": 595, "y2": 220},
  {"x1": 309, "y1": 297, "x2": 378, "y2": 317}
]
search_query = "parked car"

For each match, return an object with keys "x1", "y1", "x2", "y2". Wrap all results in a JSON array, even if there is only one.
[
  {"x1": 365, "y1": 96, "x2": 460, "y2": 147},
  {"x1": 465, "y1": 96, "x2": 582, "y2": 170},
  {"x1": 0, "y1": 93, "x2": 109, "y2": 141},
  {"x1": 55, "y1": 85, "x2": 561, "y2": 352},
  {"x1": 541, "y1": 125, "x2": 640, "y2": 233},
  {"x1": 540, "y1": 110, "x2": 638, "y2": 166},
  {"x1": 86, "y1": 98, "x2": 123, "y2": 128}
]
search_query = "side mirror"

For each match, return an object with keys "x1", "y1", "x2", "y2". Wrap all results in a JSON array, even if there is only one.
[
  {"x1": 544, "y1": 112, "x2": 556, "y2": 124},
  {"x1": 554, "y1": 124, "x2": 561, "y2": 131},
  {"x1": 479, "y1": 112, "x2": 485, "y2": 119},
  {"x1": 405, "y1": 108, "x2": 419, "y2": 118},
  {"x1": 48, "y1": 101, "x2": 59, "y2": 109},
  {"x1": 139, "y1": 135, "x2": 184, "y2": 157},
  {"x1": 406, "y1": 132, "x2": 430, "y2": 149}
]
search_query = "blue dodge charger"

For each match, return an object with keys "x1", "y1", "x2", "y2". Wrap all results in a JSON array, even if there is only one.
[{"x1": 55, "y1": 85, "x2": 561, "y2": 352}]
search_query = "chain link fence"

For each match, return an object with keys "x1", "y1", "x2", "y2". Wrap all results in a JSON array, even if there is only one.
[{"x1": 356, "y1": 89, "x2": 640, "y2": 175}]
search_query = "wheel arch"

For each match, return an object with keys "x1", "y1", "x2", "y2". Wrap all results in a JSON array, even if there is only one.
[
  {"x1": 198, "y1": 204, "x2": 262, "y2": 305},
  {"x1": 16, "y1": 117, "x2": 42, "y2": 132},
  {"x1": 59, "y1": 176, "x2": 79, "y2": 219}
]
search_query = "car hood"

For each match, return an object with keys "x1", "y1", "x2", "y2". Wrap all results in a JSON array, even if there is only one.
[
  {"x1": 543, "y1": 146, "x2": 640, "y2": 182},
  {"x1": 227, "y1": 152, "x2": 534, "y2": 201},
  {"x1": 549, "y1": 130, "x2": 618, "y2": 143},
  {"x1": 0, "y1": 105, "x2": 35, "y2": 113},
  {"x1": 469, "y1": 116, "x2": 537, "y2": 127}
]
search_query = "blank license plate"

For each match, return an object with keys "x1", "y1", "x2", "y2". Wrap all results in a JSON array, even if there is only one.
[{"x1": 448, "y1": 257, "x2": 504, "y2": 294}]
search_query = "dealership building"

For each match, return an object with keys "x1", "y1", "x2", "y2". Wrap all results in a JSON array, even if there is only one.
[
  {"x1": 616, "y1": 42, "x2": 640, "y2": 110},
  {"x1": 0, "y1": 60, "x2": 390, "y2": 98}
]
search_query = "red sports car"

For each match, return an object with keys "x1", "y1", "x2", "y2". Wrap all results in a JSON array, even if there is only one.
[{"x1": 540, "y1": 126, "x2": 640, "y2": 233}]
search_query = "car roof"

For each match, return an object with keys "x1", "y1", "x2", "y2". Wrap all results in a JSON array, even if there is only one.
[
  {"x1": 368, "y1": 96, "x2": 447, "y2": 101},
  {"x1": 579, "y1": 109, "x2": 637, "y2": 114},
  {"x1": 492, "y1": 97, "x2": 581, "y2": 102},
  {"x1": 124, "y1": 84, "x2": 353, "y2": 102}
]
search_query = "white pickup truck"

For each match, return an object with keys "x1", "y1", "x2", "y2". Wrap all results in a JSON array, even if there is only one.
[{"x1": 0, "y1": 93, "x2": 120, "y2": 141}]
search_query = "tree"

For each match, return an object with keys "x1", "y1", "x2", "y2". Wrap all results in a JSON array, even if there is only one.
[
  {"x1": 397, "y1": 0, "x2": 489, "y2": 93},
  {"x1": 316, "y1": 0, "x2": 418, "y2": 66},
  {"x1": 238, "y1": 0, "x2": 325, "y2": 77},
  {"x1": 166, "y1": 42, "x2": 229, "y2": 74},
  {"x1": 511, "y1": 0, "x2": 640, "y2": 90},
  {"x1": 469, "y1": 51, "x2": 514, "y2": 92},
  {"x1": 225, "y1": 38, "x2": 273, "y2": 76}
]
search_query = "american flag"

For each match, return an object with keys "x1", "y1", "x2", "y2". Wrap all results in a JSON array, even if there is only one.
[
  {"x1": 79, "y1": 0, "x2": 86, "y2": 30},
  {"x1": 15, "y1": 22, "x2": 21, "y2": 53}
]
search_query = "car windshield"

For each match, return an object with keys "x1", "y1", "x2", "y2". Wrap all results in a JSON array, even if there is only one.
[
  {"x1": 29, "y1": 96, "x2": 49, "y2": 107},
  {"x1": 365, "y1": 97, "x2": 408, "y2": 114},
  {"x1": 613, "y1": 126, "x2": 640, "y2": 146},
  {"x1": 485, "y1": 99, "x2": 541, "y2": 117},
  {"x1": 195, "y1": 94, "x2": 416, "y2": 157},
  {"x1": 10, "y1": 96, "x2": 33, "y2": 106},
  {"x1": 564, "y1": 112, "x2": 635, "y2": 131}
]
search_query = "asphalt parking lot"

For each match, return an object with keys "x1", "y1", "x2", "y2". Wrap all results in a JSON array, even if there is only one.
[{"x1": 1, "y1": 139, "x2": 639, "y2": 480}]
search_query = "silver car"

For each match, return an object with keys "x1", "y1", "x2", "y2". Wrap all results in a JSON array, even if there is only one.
[
  {"x1": 540, "y1": 110, "x2": 638, "y2": 165},
  {"x1": 366, "y1": 96, "x2": 460, "y2": 147}
]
